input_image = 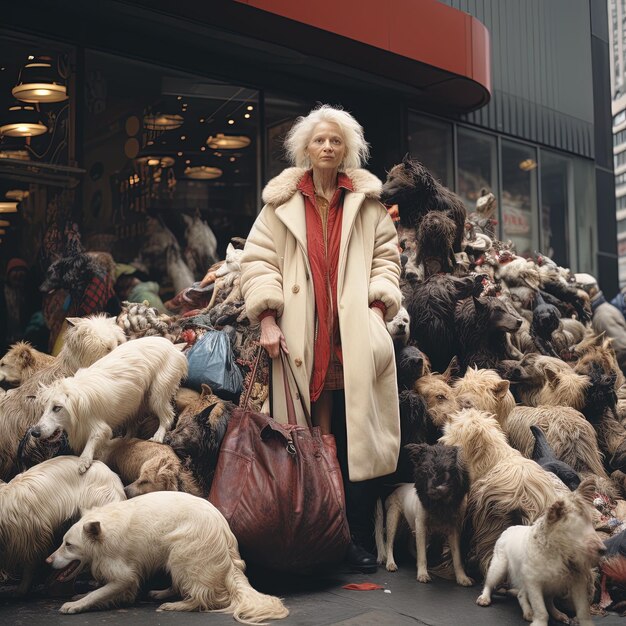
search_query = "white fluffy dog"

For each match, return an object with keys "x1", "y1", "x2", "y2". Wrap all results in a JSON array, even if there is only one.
[
  {"x1": 0, "y1": 456, "x2": 124, "y2": 595},
  {"x1": 476, "y1": 478, "x2": 605, "y2": 626},
  {"x1": 47, "y1": 492, "x2": 289, "y2": 624},
  {"x1": 33, "y1": 336, "x2": 187, "y2": 474},
  {"x1": 0, "y1": 315, "x2": 126, "y2": 480}
]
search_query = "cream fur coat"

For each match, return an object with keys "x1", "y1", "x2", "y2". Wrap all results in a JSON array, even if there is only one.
[{"x1": 241, "y1": 167, "x2": 401, "y2": 481}]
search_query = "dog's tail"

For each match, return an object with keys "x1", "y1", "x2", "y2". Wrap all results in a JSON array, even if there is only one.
[
  {"x1": 530, "y1": 425, "x2": 554, "y2": 462},
  {"x1": 374, "y1": 497, "x2": 386, "y2": 563},
  {"x1": 225, "y1": 565, "x2": 289, "y2": 625}
]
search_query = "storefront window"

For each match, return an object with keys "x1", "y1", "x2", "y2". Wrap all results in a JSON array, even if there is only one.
[
  {"x1": 456, "y1": 127, "x2": 498, "y2": 215},
  {"x1": 501, "y1": 140, "x2": 538, "y2": 257},
  {"x1": 83, "y1": 51, "x2": 259, "y2": 268},
  {"x1": 540, "y1": 150, "x2": 571, "y2": 268},
  {"x1": 407, "y1": 112, "x2": 453, "y2": 187},
  {"x1": 572, "y1": 156, "x2": 597, "y2": 275}
]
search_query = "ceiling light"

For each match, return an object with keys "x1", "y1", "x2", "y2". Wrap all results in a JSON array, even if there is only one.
[
  {"x1": 12, "y1": 57, "x2": 68, "y2": 103},
  {"x1": 184, "y1": 165, "x2": 223, "y2": 180},
  {"x1": 247, "y1": 105, "x2": 254, "y2": 111},
  {"x1": 519, "y1": 158, "x2": 538, "y2": 171},
  {"x1": 0, "y1": 104, "x2": 47, "y2": 137},
  {"x1": 244, "y1": 113, "x2": 250, "y2": 119},
  {"x1": 143, "y1": 113, "x2": 184, "y2": 131},
  {"x1": 206, "y1": 133, "x2": 251, "y2": 150},
  {"x1": 0, "y1": 220, "x2": 10, "y2": 227},
  {"x1": 0, "y1": 229, "x2": 6, "y2": 235},
  {"x1": 0, "y1": 202, "x2": 18, "y2": 213},
  {"x1": 227, "y1": 119, "x2": 234, "y2": 125}
]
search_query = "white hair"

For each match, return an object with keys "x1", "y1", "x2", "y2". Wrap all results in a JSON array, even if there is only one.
[{"x1": 284, "y1": 104, "x2": 370, "y2": 170}]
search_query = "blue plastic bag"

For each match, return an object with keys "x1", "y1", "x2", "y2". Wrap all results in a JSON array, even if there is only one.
[{"x1": 184, "y1": 330, "x2": 243, "y2": 399}]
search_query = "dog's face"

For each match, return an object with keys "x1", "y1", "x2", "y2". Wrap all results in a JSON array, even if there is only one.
[
  {"x1": 405, "y1": 443, "x2": 469, "y2": 505},
  {"x1": 0, "y1": 343, "x2": 36, "y2": 386},
  {"x1": 454, "y1": 368, "x2": 514, "y2": 422},
  {"x1": 414, "y1": 374, "x2": 459, "y2": 428},
  {"x1": 34, "y1": 390, "x2": 70, "y2": 440},
  {"x1": 387, "y1": 306, "x2": 410, "y2": 347},
  {"x1": 124, "y1": 457, "x2": 179, "y2": 498},
  {"x1": 533, "y1": 303, "x2": 561, "y2": 337},
  {"x1": 47, "y1": 520, "x2": 99, "y2": 582},
  {"x1": 474, "y1": 297, "x2": 523, "y2": 333},
  {"x1": 546, "y1": 478, "x2": 606, "y2": 563}
]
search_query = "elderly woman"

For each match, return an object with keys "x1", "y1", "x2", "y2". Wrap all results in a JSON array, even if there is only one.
[{"x1": 240, "y1": 105, "x2": 401, "y2": 571}]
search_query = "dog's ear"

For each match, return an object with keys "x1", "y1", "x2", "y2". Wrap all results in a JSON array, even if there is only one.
[
  {"x1": 493, "y1": 380, "x2": 510, "y2": 399},
  {"x1": 473, "y1": 296, "x2": 486, "y2": 313},
  {"x1": 16, "y1": 345, "x2": 35, "y2": 368},
  {"x1": 83, "y1": 520, "x2": 102, "y2": 541},
  {"x1": 576, "y1": 476, "x2": 596, "y2": 504},
  {"x1": 65, "y1": 317, "x2": 82, "y2": 328},
  {"x1": 200, "y1": 383, "x2": 213, "y2": 397},
  {"x1": 546, "y1": 500, "x2": 566, "y2": 525},
  {"x1": 404, "y1": 443, "x2": 428, "y2": 466},
  {"x1": 402, "y1": 152, "x2": 412, "y2": 167},
  {"x1": 107, "y1": 316, "x2": 118, "y2": 325},
  {"x1": 442, "y1": 356, "x2": 459, "y2": 382},
  {"x1": 545, "y1": 368, "x2": 560, "y2": 390}
]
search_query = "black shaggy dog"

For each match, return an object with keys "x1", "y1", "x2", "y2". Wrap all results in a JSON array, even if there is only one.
[
  {"x1": 530, "y1": 292, "x2": 561, "y2": 357},
  {"x1": 405, "y1": 274, "x2": 483, "y2": 373},
  {"x1": 531, "y1": 425, "x2": 581, "y2": 491},
  {"x1": 164, "y1": 384, "x2": 235, "y2": 495},
  {"x1": 40, "y1": 253, "x2": 102, "y2": 295},
  {"x1": 380, "y1": 155, "x2": 467, "y2": 253},
  {"x1": 454, "y1": 296, "x2": 522, "y2": 373},
  {"x1": 379, "y1": 443, "x2": 472, "y2": 585},
  {"x1": 415, "y1": 211, "x2": 457, "y2": 277}
]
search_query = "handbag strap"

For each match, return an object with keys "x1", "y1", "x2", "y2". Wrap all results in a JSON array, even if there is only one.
[
  {"x1": 279, "y1": 348, "x2": 312, "y2": 427},
  {"x1": 241, "y1": 346, "x2": 264, "y2": 410}
]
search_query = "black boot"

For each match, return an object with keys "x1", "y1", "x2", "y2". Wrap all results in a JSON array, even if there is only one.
[{"x1": 345, "y1": 537, "x2": 378, "y2": 573}]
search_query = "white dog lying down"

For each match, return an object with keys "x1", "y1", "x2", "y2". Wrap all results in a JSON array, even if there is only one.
[
  {"x1": 476, "y1": 477, "x2": 606, "y2": 626},
  {"x1": 47, "y1": 492, "x2": 289, "y2": 624},
  {"x1": 32, "y1": 336, "x2": 188, "y2": 474},
  {"x1": 0, "y1": 456, "x2": 124, "y2": 596}
]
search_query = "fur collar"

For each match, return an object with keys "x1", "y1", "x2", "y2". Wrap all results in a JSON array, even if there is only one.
[{"x1": 262, "y1": 167, "x2": 382, "y2": 206}]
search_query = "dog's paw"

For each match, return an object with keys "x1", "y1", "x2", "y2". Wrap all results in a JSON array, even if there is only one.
[
  {"x1": 60, "y1": 601, "x2": 84, "y2": 614},
  {"x1": 551, "y1": 611, "x2": 569, "y2": 624},
  {"x1": 149, "y1": 589, "x2": 174, "y2": 601},
  {"x1": 416, "y1": 572, "x2": 431, "y2": 583},
  {"x1": 456, "y1": 575, "x2": 474, "y2": 587},
  {"x1": 476, "y1": 593, "x2": 491, "y2": 607},
  {"x1": 78, "y1": 459, "x2": 92, "y2": 474},
  {"x1": 386, "y1": 562, "x2": 398, "y2": 572}
]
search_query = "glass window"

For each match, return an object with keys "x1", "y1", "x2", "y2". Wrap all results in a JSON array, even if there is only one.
[
  {"x1": 456, "y1": 127, "x2": 498, "y2": 217},
  {"x1": 264, "y1": 92, "x2": 310, "y2": 184},
  {"x1": 83, "y1": 51, "x2": 259, "y2": 279},
  {"x1": 407, "y1": 112, "x2": 453, "y2": 187},
  {"x1": 501, "y1": 140, "x2": 539, "y2": 257},
  {"x1": 572, "y1": 156, "x2": 596, "y2": 275},
  {"x1": 540, "y1": 150, "x2": 571, "y2": 268}
]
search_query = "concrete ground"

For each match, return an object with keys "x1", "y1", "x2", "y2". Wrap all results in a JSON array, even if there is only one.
[{"x1": 1, "y1": 561, "x2": 624, "y2": 626}]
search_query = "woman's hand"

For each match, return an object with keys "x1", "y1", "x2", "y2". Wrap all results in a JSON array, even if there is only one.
[{"x1": 260, "y1": 316, "x2": 289, "y2": 358}]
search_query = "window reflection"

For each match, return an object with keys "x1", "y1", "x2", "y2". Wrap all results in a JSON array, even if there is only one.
[
  {"x1": 540, "y1": 151, "x2": 571, "y2": 267},
  {"x1": 501, "y1": 140, "x2": 538, "y2": 257},
  {"x1": 407, "y1": 113, "x2": 453, "y2": 187}
]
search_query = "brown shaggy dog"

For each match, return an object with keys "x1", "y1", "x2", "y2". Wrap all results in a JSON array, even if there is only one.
[
  {"x1": 414, "y1": 366, "x2": 459, "y2": 429},
  {"x1": 451, "y1": 368, "x2": 610, "y2": 492},
  {"x1": 164, "y1": 384, "x2": 235, "y2": 495},
  {"x1": 573, "y1": 333, "x2": 625, "y2": 390},
  {"x1": 380, "y1": 155, "x2": 467, "y2": 253},
  {"x1": 440, "y1": 409, "x2": 563, "y2": 574},
  {"x1": 98, "y1": 438, "x2": 202, "y2": 498},
  {"x1": 0, "y1": 342, "x2": 55, "y2": 387},
  {"x1": 0, "y1": 315, "x2": 126, "y2": 479}
]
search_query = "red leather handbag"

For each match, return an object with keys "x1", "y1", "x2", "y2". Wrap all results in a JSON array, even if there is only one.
[{"x1": 208, "y1": 349, "x2": 350, "y2": 572}]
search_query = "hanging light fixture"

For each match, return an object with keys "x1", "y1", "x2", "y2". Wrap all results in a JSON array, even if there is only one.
[
  {"x1": 143, "y1": 113, "x2": 184, "y2": 131},
  {"x1": 184, "y1": 165, "x2": 223, "y2": 180},
  {"x1": 135, "y1": 138, "x2": 176, "y2": 168},
  {"x1": 0, "y1": 220, "x2": 11, "y2": 227},
  {"x1": 12, "y1": 56, "x2": 68, "y2": 103},
  {"x1": 0, "y1": 202, "x2": 18, "y2": 213},
  {"x1": 0, "y1": 104, "x2": 47, "y2": 137},
  {"x1": 206, "y1": 133, "x2": 251, "y2": 150}
]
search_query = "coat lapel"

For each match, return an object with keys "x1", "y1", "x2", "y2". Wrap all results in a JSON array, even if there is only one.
[
  {"x1": 275, "y1": 193, "x2": 308, "y2": 256},
  {"x1": 338, "y1": 191, "x2": 365, "y2": 288}
]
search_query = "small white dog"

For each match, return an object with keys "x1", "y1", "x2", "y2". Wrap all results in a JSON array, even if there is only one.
[
  {"x1": 386, "y1": 305, "x2": 410, "y2": 347},
  {"x1": 32, "y1": 336, "x2": 187, "y2": 474},
  {"x1": 476, "y1": 477, "x2": 606, "y2": 626},
  {"x1": 0, "y1": 456, "x2": 124, "y2": 595},
  {"x1": 47, "y1": 491, "x2": 289, "y2": 624}
]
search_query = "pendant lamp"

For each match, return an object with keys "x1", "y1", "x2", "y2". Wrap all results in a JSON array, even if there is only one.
[
  {"x1": 12, "y1": 57, "x2": 68, "y2": 103},
  {"x1": 0, "y1": 104, "x2": 47, "y2": 137},
  {"x1": 206, "y1": 133, "x2": 251, "y2": 150}
]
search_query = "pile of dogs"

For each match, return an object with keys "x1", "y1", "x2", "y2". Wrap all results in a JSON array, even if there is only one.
[{"x1": 0, "y1": 158, "x2": 626, "y2": 625}]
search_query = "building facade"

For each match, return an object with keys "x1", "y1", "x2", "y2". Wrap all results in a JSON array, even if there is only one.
[{"x1": 0, "y1": 0, "x2": 617, "y2": 295}]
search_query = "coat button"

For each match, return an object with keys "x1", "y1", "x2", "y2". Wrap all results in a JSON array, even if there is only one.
[
  {"x1": 292, "y1": 284, "x2": 300, "y2": 293},
  {"x1": 294, "y1": 358, "x2": 303, "y2": 367}
]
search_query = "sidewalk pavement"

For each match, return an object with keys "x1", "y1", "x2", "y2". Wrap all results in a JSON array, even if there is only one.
[{"x1": 1, "y1": 560, "x2": 623, "y2": 625}]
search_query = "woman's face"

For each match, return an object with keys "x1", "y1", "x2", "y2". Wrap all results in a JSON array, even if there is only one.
[{"x1": 306, "y1": 121, "x2": 346, "y2": 172}]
